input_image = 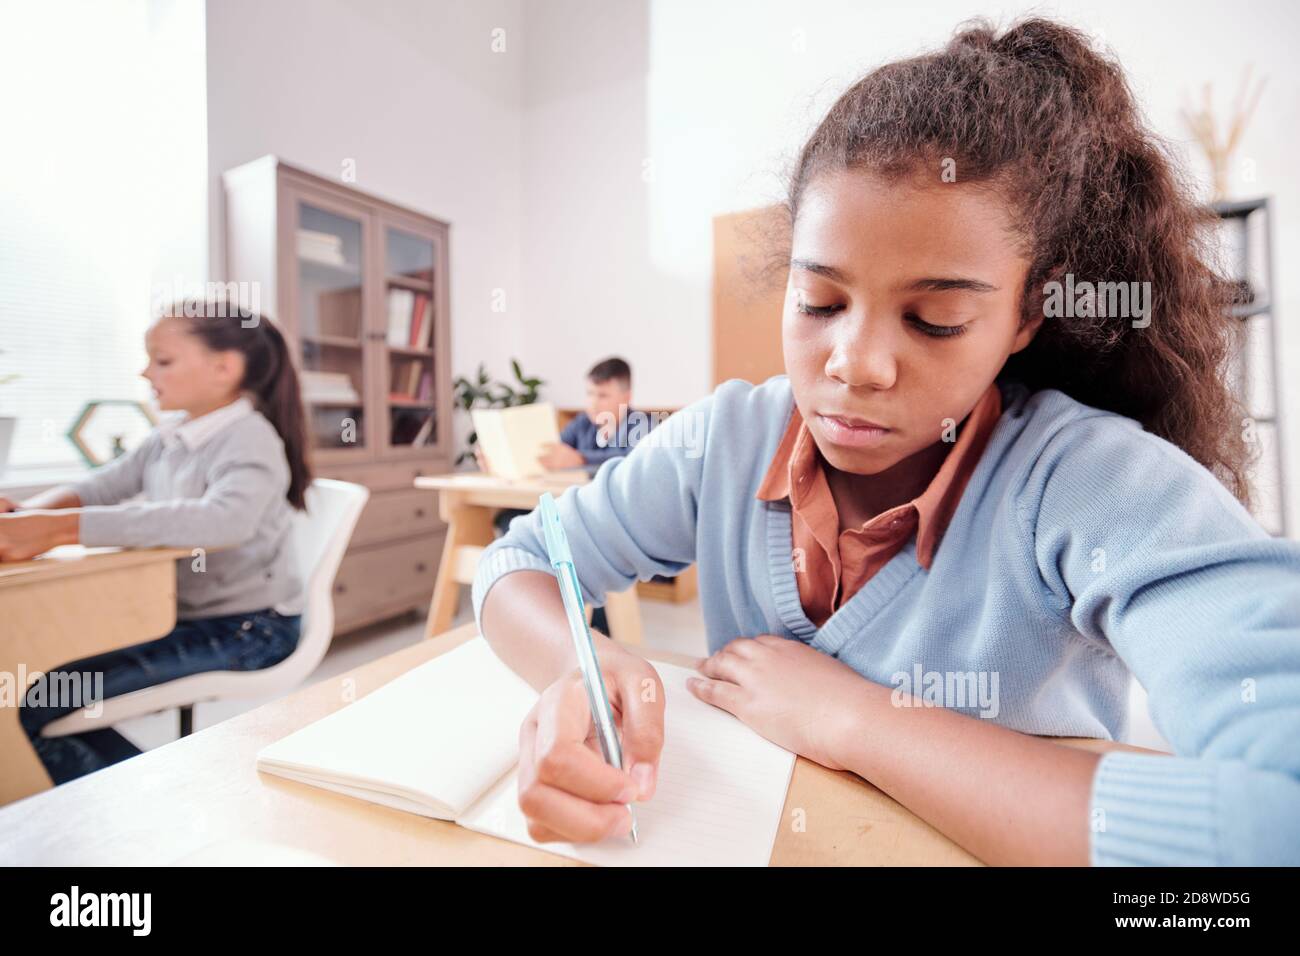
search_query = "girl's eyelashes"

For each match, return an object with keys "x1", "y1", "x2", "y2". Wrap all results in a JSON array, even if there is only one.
[
  {"x1": 795, "y1": 299, "x2": 844, "y2": 318},
  {"x1": 904, "y1": 312, "x2": 968, "y2": 338},
  {"x1": 795, "y1": 296, "x2": 970, "y2": 338}
]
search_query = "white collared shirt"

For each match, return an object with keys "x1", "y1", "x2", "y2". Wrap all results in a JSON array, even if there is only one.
[{"x1": 158, "y1": 396, "x2": 255, "y2": 452}]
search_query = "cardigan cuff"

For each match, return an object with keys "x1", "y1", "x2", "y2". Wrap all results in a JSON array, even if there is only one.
[
  {"x1": 471, "y1": 545, "x2": 555, "y2": 633},
  {"x1": 70, "y1": 477, "x2": 113, "y2": 508},
  {"x1": 1088, "y1": 750, "x2": 1220, "y2": 865},
  {"x1": 77, "y1": 505, "x2": 142, "y2": 547}
]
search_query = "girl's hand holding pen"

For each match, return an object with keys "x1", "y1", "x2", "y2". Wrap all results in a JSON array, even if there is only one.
[{"x1": 516, "y1": 644, "x2": 664, "y2": 844}]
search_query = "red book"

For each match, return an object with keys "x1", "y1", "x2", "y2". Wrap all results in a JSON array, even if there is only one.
[{"x1": 408, "y1": 294, "x2": 428, "y2": 348}]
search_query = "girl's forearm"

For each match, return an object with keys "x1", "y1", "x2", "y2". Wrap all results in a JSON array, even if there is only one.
[
  {"x1": 833, "y1": 681, "x2": 1100, "y2": 866},
  {"x1": 21, "y1": 486, "x2": 82, "y2": 509},
  {"x1": 478, "y1": 569, "x2": 623, "y2": 691}
]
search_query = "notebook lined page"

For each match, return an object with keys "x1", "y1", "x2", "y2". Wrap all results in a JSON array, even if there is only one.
[{"x1": 458, "y1": 661, "x2": 796, "y2": 866}]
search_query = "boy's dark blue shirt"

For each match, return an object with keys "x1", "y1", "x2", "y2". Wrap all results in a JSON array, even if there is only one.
[{"x1": 560, "y1": 408, "x2": 655, "y2": 472}]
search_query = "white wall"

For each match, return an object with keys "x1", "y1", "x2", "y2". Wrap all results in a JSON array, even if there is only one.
[
  {"x1": 205, "y1": 0, "x2": 1300, "y2": 529},
  {"x1": 205, "y1": 0, "x2": 527, "y2": 459},
  {"x1": 520, "y1": 0, "x2": 1300, "y2": 531}
]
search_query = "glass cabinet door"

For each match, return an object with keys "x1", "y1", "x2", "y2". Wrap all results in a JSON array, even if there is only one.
[
  {"x1": 294, "y1": 199, "x2": 369, "y2": 457},
  {"x1": 381, "y1": 223, "x2": 438, "y2": 453}
]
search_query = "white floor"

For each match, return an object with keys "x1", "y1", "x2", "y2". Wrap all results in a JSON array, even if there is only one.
[{"x1": 115, "y1": 591, "x2": 1171, "y2": 754}]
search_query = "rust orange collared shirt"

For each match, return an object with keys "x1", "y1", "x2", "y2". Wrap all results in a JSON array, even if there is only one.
[{"x1": 755, "y1": 383, "x2": 1003, "y2": 628}]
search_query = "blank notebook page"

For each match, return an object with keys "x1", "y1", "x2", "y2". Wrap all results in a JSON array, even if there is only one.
[
  {"x1": 257, "y1": 638, "x2": 537, "y2": 818},
  {"x1": 457, "y1": 660, "x2": 797, "y2": 866}
]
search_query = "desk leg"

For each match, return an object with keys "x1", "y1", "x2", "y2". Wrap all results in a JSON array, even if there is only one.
[
  {"x1": 604, "y1": 588, "x2": 643, "y2": 646},
  {"x1": 425, "y1": 496, "x2": 496, "y2": 639}
]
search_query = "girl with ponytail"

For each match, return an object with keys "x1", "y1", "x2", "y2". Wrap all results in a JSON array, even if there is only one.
[
  {"x1": 0, "y1": 299, "x2": 314, "y2": 785},
  {"x1": 474, "y1": 17, "x2": 1300, "y2": 865}
]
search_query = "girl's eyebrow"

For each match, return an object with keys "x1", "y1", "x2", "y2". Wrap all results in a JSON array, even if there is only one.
[
  {"x1": 790, "y1": 258, "x2": 850, "y2": 282},
  {"x1": 905, "y1": 276, "x2": 1000, "y2": 294},
  {"x1": 790, "y1": 258, "x2": 998, "y2": 294}
]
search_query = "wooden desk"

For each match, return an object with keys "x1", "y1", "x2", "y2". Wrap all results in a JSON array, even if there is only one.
[
  {"x1": 0, "y1": 545, "x2": 188, "y2": 806},
  {"x1": 0, "y1": 621, "x2": 1149, "y2": 865},
  {"x1": 414, "y1": 472, "x2": 643, "y2": 645}
]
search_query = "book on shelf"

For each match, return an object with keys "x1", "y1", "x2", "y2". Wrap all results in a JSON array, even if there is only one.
[
  {"x1": 410, "y1": 411, "x2": 435, "y2": 447},
  {"x1": 383, "y1": 288, "x2": 433, "y2": 350},
  {"x1": 297, "y1": 229, "x2": 349, "y2": 268},
  {"x1": 408, "y1": 293, "x2": 432, "y2": 348},
  {"x1": 300, "y1": 370, "x2": 360, "y2": 405},
  {"x1": 386, "y1": 288, "x2": 415, "y2": 346},
  {"x1": 388, "y1": 358, "x2": 431, "y2": 402},
  {"x1": 315, "y1": 287, "x2": 361, "y2": 340}
]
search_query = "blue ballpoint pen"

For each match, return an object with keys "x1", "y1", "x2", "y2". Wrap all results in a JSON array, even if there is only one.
[{"x1": 538, "y1": 491, "x2": 639, "y2": 845}]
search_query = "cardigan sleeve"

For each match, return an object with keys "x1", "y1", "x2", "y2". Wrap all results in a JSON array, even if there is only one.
[
  {"x1": 1025, "y1": 411, "x2": 1300, "y2": 865},
  {"x1": 77, "y1": 427, "x2": 289, "y2": 550},
  {"x1": 472, "y1": 396, "x2": 711, "y2": 624},
  {"x1": 69, "y1": 432, "x2": 160, "y2": 506}
]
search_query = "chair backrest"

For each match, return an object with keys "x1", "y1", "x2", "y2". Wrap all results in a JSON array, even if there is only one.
[
  {"x1": 38, "y1": 477, "x2": 372, "y2": 739},
  {"x1": 290, "y1": 478, "x2": 369, "y2": 674}
]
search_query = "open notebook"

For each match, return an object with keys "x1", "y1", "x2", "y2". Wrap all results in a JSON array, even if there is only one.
[{"x1": 257, "y1": 638, "x2": 795, "y2": 866}]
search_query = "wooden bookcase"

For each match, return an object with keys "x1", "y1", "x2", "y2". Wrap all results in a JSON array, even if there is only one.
[
  {"x1": 223, "y1": 156, "x2": 451, "y2": 634},
  {"x1": 1213, "y1": 197, "x2": 1287, "y2": 536}
]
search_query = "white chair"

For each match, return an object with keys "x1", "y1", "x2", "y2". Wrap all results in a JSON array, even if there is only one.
[{"x1": 41, "y1": 478, "x2": 369, "y2": 740}]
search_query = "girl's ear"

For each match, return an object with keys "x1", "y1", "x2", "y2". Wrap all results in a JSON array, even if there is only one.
[
  {"x1": 212, "y1": 348, "x2": 246, "y2": 390},
  {"x1": 1010, "y1": 259, "x2": 1063, "y2": 355},
  {"x1": 1011, "y1": 310, "x2": 1045, "y2": 355}
]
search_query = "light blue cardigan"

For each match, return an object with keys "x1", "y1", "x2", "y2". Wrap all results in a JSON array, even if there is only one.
[{"x1": 472, "y1": 374, "x2": 1300, "y2": 865}]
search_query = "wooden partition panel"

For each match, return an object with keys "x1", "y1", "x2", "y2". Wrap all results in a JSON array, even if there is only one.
[{"x1": 712, "y1": 205, "x2": 790, "y2": 387}]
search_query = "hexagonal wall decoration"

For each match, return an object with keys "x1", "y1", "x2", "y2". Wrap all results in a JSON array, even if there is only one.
[{"x1": 67, "y1": 400, "x2": 159, "y2": 468}]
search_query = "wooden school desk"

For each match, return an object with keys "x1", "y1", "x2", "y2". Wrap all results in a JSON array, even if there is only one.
[
  {"x1": 0, "y1": 621, "x2": 1151, "y2": 866},
  {"x1": 0, "y1": 545, "x2": 189, "y2": 807},
  {"x1": 414, "y1": 471, "x2": 643, "y2": 645}
]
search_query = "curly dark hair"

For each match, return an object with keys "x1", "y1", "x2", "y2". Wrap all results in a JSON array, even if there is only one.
[{"x1": 783, "y1": 16, "x2": 1252, "y2": 505}]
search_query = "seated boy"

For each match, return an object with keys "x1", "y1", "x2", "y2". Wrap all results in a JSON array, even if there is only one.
[{"x1": 481, "y1": 357, "x2": 652, "y2": 633}]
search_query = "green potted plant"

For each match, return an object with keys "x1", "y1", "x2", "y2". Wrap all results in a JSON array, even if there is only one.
[{"x1": 452, "y1": 359, "x2": 545, "y2": 467}]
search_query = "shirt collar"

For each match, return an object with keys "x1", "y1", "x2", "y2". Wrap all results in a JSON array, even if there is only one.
[
  {"x1": 756, "y1": 382, "x2": 1003, "y2": 568},
  {"x1": 159, "y1": 396, "x2": 254, "y2": 452}
]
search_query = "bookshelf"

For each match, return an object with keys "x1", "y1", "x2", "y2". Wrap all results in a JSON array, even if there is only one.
[
  {"x1": 223, "y1": 156, "x2": 452, "y2": 633},
  {"x1": 1213, "y1": 197, "x2": 1288, "y2": 537}
]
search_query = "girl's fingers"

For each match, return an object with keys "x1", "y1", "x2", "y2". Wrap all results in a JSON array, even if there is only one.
[
  {"x1": 611, "y1": 664, "x2": 665, "y2": 799},
  {"x1": 533, "y1": 739, "x2": 636, "y2": 804},
  {"x1": 517, "y1": 780, "x2": 634, "y2": 844},
  {"x1": 519, "y1": 708, "x2": 633, "y2": 844},
  {"x1": 699, "y1": 649, "x2": 748, "y2": 685},
  {"x1": 687, "y1": 675, "x2": 743, "y2": 715},
  {"x1": 720, "y1": 637, "x2": 761, "y2": 658},
  {"x1": 528, "y1": 678, "x2": 636, "y2": 801},
  {"x1": 523, "y1": 819, "x2": 566, "y2": 844}
]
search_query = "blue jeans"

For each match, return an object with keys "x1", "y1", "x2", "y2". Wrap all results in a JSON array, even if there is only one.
[{"x1": 19, "y1": 608, "x2": 301, "y2": 786}]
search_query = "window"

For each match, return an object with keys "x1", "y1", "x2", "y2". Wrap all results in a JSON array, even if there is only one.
[{"x1": 0, "y1": 0, "x2": 207, "y2": 476}]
